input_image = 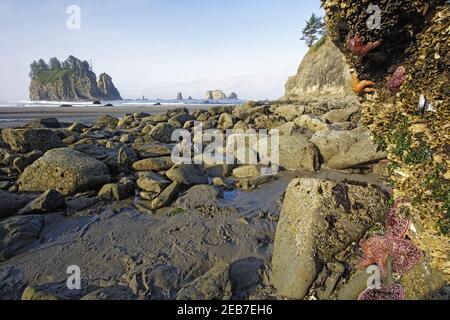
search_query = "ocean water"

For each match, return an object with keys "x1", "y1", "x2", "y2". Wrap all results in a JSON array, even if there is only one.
[{"x1": 0, "y1": 98, "x2": 244, "y2": 108}]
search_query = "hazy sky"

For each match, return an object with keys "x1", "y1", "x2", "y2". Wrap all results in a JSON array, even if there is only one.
[{"x1": 0, "y1": 0, "x2": 323, "y2": 100}]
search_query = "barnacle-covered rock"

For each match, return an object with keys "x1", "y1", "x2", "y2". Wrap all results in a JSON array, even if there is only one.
[{"x1": 321, "y1": 0, "x2": 449, "y2": 293}]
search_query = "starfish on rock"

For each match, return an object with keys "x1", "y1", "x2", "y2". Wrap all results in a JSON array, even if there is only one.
[
  {"x1": 358, "y1": 283, "x2": 406, "y2": 301},
  {"x1": 387, "y1": 66, "x2": 407, "y2": 94},
  {"x1": 351, "y1": 73, "x2": 376, "y2": 94},
  {"x1": 358, "y1": 199, "x2": 424, "y2": 277},
  {"x1": 347, "y1": 34, "x2": 382, "y2": 57}
]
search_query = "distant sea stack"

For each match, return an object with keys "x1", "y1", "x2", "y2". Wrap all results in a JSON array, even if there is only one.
[
  {"x1": 29, "y1": 56, "x2": 122, "y2": 101},
  {"x1": 227, "y1": 92, "x2": 239, "y2": 100},
  {"x1": 205, "y1": 90, "x2": 227, "y2": 100},
  {"x1": 97, "y1": 73, "x2": 122, "y2": 100},
  {"x1": 176, "y1": 92, "x2": 183, "y2": 100}
]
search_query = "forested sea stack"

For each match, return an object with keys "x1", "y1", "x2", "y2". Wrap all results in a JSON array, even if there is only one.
[{"x1": 29, "y1": 56, "x2": 122, "y2": 101}]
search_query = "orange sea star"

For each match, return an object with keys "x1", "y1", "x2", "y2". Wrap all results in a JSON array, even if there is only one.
[{"x1": 351, "y1": 73, "x2": 376, "y2": 94}]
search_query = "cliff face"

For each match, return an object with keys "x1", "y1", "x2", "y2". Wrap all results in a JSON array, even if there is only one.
[
  {"x1": 322, "y1": 0, "x2": 449, "y2": 296},
  {"x1": 97, "y1": 73, "x2": 122, "y2": 101},
  {"x1": 284, "y1": 37, "x2": 357, "y2": 103},
  {"x1": 29, "y1": 57, "x2": 122, "y2": 101},
  {"x1": 30, "y1": 71, "x2": 100, "y2": 101}
]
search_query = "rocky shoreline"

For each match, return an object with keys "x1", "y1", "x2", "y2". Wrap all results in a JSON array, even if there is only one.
[{"x1": 4, "y1": 98, "x2": 442, "y2": 300}]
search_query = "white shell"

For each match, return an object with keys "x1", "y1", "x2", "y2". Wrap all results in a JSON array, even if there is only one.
[{"x1": 418, "y1": 95, "x2": 427, "y2": 114}]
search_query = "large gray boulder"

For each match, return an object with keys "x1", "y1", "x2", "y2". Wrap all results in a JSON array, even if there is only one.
[
  {"x1": 310, "y1": 127, "x2": 387, "y2": 170},
  {"x1": 18, "y1": 148, "x2": 111, "y2": 196},
  {"x1": 0, "y1": 215, "x2": 44, "y2": 262},
  {"x1": 256, "y1": 135, "x2": 320, "y2": 172},
  {"x1": 1, "y1": 128, "x2": 65, "y2": 153},
  {"x1": 150, "y1": 123, "x2": 175, "y2": 143},
  {"x1": 271, "y1": 178, "x2": 386, "y2": 299},
  {"x1": 166, "y1": 164, "x2": 209, "y2": 186}
]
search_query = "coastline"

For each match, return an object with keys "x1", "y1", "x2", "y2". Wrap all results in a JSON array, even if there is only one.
[{"x1": 0, "y1": 104, "x2": 228, "y2": 128}]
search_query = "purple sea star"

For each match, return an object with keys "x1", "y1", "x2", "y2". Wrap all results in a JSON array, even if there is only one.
[
  {"x1": 358, "y1": 283, "x2": 406, "y2": 301},
  {"x1": 387, "y1": 66, "x2": 407, "y2": 94},
  {"x1": 347, "y1": 34, "x2": 382, "y2": 57},
  {"x1": 358, "y1": 199, "x2": 424, "y2": 277}
]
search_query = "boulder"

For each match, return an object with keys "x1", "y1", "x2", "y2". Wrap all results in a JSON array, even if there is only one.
[
  {"x1": 168, "y1": 113, "x2": 195, "y2": 128},
  {"x1": 166, "y1": 164, "x2": 209, "y2": 186},
  {"x1": 254, "y1": 115, "x2": 286, "y2": 130},
  {"x1": 310, "y1": 128, "x2": 387, "y2": 170},
  {"x1": 321, "y1": 106, "x2": 359, "y2": 123},
  {"x1": 149, "y1": 123, "x2": 175, "y2": 143},
  {"x1": 256, "y1": 135, "x2": 320, "y2": 172},
  {"x1": 232, "y1": 106, "x2": 267, "y2": 120},
  {"x1": 151, "y1": 182, "x2": 182, "y2": 210},
  {"x1": 294, "y1": 115, "x2": 330, "y2": 132},
  {"x1": 218, "y1": 113, "x2": 234, "y2": 130},
  {"x1": 1, "y1": 128, "x2": 66, "y2": 153},
  {"x1": 68, "y1": 122, "x2": 89, "y2": 133},
  {"x1": 0, "y1": 215, "x2": 44, "y2": 262},
  {"x1": 98, "y1": 179, "x2": 134, "y2": 201},
  {"x1": 141, "y1": 114, "x2": 169, "y2": 123},
  {"x1": 233, "y1": 165, "x2": 263, "y2": 178},
  {"x1": 18, "y1": 148, "x2": 111, "y2": 196},
  {"x1": 273, "y1": 105, "x2": 305, "y2": 121},
  {"x1": 0, "y1": 190, "x2": 33, "y2": 220},
  {"x1": 271, "y1": 178, "x2": 386, "y2": 299},
  {"x1": 96, "y1": 115, "x2": 119, "y2": 128},
  {"x1": 117, "y1": 115, "x2": 135, "y2": 128},
  {"x1": 132, "y1": 143, "x2": 173, "y2": 158},
  {"x1": 275, "y1": 122, "x2": 302, "y2": 136},
  {"x1": 132, "y1": 157, "x2": 174, "y2": 172},
  {"x1": 136, "y1": 172, "x2": 171, "y2": 193},
  {"x1": 235, "y1": 175, "x2": 276, "y2": 191},
  {"x1": 19, "y1": 189, "x2": 66, "y2": 215}
]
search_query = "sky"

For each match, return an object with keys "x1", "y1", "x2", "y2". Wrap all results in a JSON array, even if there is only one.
[{"x1": 0, "y1": 0, "x2": 324, "y2": 100}]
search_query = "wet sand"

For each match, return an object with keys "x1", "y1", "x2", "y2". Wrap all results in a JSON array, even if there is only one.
[
  {"x1": 0, "y1": 105, "x2": 222, "y2": 128},
  {"x1": 0, "y1": 170, "x2": 387, "y2": 300}
]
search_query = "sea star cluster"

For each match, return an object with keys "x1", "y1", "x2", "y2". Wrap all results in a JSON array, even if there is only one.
[
  {"x1": 358, "y1": 283, "x2": 406, "y2": 301},
  {"x1": 351, "y1": 73, "x2": 376, "y2": 95},
  {"x1": 347, "y1": 34, "x2": 382, "y2": 57},
  {"x1": 387, "y1": 66, "x2": 407, "y2": 94},
  {"x1": 358, "y1": 199, "x2": 424, "y2": 277}
]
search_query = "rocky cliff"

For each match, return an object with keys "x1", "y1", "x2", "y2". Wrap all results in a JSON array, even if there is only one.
[
  {"x1": 322, "y1": 0, "x2": 449, "y2": 297},
  {"x1": 29, "y1": 56, "x2": 122, "y2": 101},
  {"x1": 284, "y1": 37, "x2": 358, "y2": 104}
]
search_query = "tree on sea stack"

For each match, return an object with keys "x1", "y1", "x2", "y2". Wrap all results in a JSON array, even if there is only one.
[{"x1": 301, "y1": 13, "x2": 326, "y2": 47}]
